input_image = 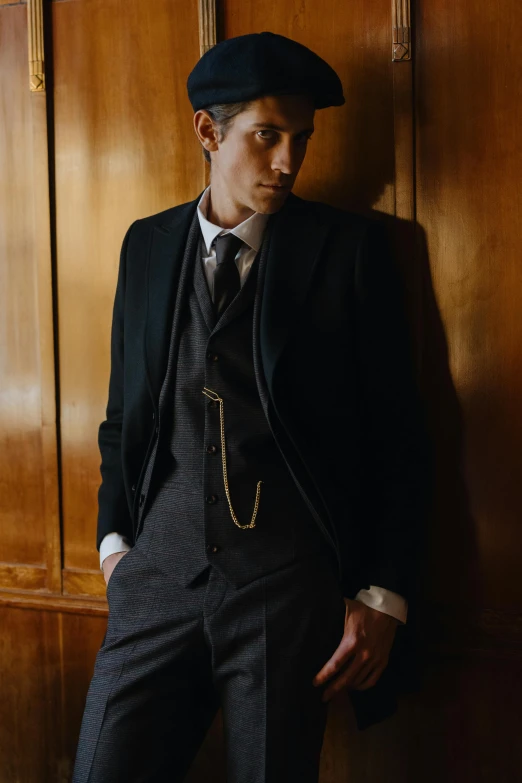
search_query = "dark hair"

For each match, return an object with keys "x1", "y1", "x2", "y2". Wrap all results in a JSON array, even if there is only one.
[{"x1": 199, "y1": 101, "x2": 253, "y2": 164}]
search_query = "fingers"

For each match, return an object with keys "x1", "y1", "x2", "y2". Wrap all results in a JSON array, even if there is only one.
[
  {"x1": 312, "y1": 636, "x2": 357, "y2": 686},
  {"x1": 319, "y1": 648, "x2": 390, "y2": 701},
  {"x1": 321, "y1": 650, "x2": 372, "y2": 701},
  {"x1": 322, "y1": 657, "x2": 387, "y2": 701}
]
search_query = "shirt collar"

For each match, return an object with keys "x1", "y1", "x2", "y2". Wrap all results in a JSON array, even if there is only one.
[{"x1": 196, "y1": 185, "x2": 270, "y2": 255}]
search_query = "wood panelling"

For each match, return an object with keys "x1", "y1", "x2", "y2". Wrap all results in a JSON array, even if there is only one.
[
  {"x1": 52, "y1": 0, "x2": 203, "y2": 577},
  {"x1": 0, "y1": 6, "x2": 43, "y2": 565},
  {"x1": 0, "y1": 563, "x2": 47, "y2": 591},
  {"x1": 0, "y1": 606, "x2": 107, "y2": 782},
  {"x1": 0, "y1": 590, "x2": 107, "y2": 615},
  {"x1": 0, "y1": 3, "x2": 60, "y2": 592},
  {"x1": 62, "y1": 567, "x2": 106, "y2": 597},
  {"x1": 415, "y1": 0, "x2": 522, "y2": 610}
]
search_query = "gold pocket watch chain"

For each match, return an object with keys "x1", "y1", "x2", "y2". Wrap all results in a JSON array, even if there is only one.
[{"x1": 202, "y1": 387, "x2": 262, "y2": 529}]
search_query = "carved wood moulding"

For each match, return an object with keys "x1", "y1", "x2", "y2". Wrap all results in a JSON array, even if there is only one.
[
  {"x1": 27, "y1": 0, "x2": 45, "y2": 91},
  {"x1": 392, "y1": 0, "x2": 411, "y2": 61},
  {"x1": 198, "y1": 0, "x2": 216, "y2": 58}
]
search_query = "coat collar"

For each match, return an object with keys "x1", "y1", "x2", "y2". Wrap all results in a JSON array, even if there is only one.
[{"x1": 145, "y1": 190, "x2": 332, "y2": 401}]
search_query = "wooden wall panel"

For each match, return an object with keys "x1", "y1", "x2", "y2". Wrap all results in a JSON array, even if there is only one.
[
  {"x1": 0, "y1": 6, "x2": 45, "y2": 566},
  {"x1": 0, "y1": 3, "x2": 60, "y2": 592},
  {"x1": 0, "y1": 606, "x2": 60, "y2": 781},
  {"x1": 415, "y1": 0, "x2": 522, "y2": 609},
  {"x1": 52, "y1": 0, "x2": 203, "y2": 579},
  {"x1": 223, "y1": 0, "x2": 396, "y2": 219},
  {"x1": 0, "y1": 605, "x2": 107, "y2": 782}
]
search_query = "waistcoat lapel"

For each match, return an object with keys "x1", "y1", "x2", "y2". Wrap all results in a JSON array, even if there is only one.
[{"x1": 193, "y1": 236, "x2": 217, "y2": 333}]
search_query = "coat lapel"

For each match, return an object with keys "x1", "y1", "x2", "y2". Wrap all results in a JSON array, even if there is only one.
[
  {"x1": 259, "y1": 192, "x2": 332, "y2": 396},
  {"x1": 144, "y1": 192, "x2": 203, "y2": 400}
]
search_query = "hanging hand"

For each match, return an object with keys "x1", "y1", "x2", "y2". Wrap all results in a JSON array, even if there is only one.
[{"x1": 312, "y1": 598, "x2": 399, "y2": 701}]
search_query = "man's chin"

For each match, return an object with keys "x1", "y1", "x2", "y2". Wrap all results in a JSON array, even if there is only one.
[{"x1": 255, "y1": 187, "x2": 292, "y2": 213}]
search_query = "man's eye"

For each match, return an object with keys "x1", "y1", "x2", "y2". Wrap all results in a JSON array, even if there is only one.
[{"x1": 256, "y1": 131, "x2": 313, "y2": 142}]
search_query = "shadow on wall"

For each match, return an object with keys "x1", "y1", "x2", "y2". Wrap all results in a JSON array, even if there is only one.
[
  {"x1": 302, "y1": 57, "x2": 483, "y2": 624},
  {"x1": 288, "y1": 60, "x2": 483, "y2": 781}
]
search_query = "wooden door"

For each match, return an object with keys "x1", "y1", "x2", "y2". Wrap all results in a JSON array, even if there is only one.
[{"x1": 52, "y1": 0, "x2": 203, "y2": 593}]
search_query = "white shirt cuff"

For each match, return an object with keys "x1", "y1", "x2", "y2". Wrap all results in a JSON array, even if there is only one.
[
  {"x1": 99, "y1": 532, "x2": 132, "y2": 570},
  {"x1": 355, "y1": 585, "x2": 408, "y2": 624}
]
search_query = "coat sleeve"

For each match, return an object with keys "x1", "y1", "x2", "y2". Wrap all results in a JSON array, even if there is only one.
[
  {"x1": 96, "y1": 221, "x2": 137, "y2": 551},
  {"x1": 352, "y1": 220, "x2": 433, "y2": 600}
]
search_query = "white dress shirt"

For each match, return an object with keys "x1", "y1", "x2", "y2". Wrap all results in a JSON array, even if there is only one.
[{"x1": 100, "y1": 186, "x2": 408, "y2": 624}]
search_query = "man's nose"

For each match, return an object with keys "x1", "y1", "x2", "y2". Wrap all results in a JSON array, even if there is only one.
[{"x1": 271, "y1": 141, "x2": 301, "y2": 176}]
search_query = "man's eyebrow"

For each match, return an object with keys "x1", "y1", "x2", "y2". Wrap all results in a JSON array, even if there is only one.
[{"x1": 250, "y1": 123, "x2": 315, "y2": 134}]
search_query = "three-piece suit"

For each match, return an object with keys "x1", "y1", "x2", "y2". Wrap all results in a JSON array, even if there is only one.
[{"x1": 72, "y1": 187, "x2": 431, "y2": 782}]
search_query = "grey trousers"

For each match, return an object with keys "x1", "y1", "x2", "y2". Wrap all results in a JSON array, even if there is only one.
[{"x1": 72, "y1": 538, "x2": 346, "y2": 783}]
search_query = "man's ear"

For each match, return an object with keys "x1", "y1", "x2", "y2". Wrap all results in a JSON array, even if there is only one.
[{"x1": 193, "y1": 110, "x2": 219, "y2": 155}]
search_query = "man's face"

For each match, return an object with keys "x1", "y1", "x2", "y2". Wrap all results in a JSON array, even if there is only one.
[{"x1": 209, "y1": 94, "x2": 315, "y2": 214}]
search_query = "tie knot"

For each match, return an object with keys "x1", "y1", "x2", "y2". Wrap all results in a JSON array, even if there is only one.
[{"x1": 213, "y1": 232, "x2": 244, "y2": 266}]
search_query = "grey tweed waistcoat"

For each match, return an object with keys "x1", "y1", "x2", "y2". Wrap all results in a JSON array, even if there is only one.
[{"x1": 135, "y1": 209, "x2": 332, "y2": 589}]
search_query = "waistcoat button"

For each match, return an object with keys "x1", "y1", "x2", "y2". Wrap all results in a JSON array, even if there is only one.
[
  {"x1": 206, "y1": 544, "x2": 219, "y2": 554},
  {"x1": 131, "y1": 484, "x2": 136, "y2": 492},
  {"x1": 139, "y1": 493, "x2": 145, "y2": 506},
  {"x1": 205, "y1": 494, "x2": 218, "y2": 504},
  {"x1": 206, "y1": 351, "x2": 219, "y2": 361},
  {"x1": 206, "y1": 444, "x2": 218, "y2": 455}
]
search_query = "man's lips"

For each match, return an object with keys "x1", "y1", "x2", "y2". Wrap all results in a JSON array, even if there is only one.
[{"x1": 261, "y1": 184, "x2": 290, "y2": 190}]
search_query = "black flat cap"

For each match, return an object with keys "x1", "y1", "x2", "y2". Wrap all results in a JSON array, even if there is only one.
[{"x1": 187, "y1": 31, "x2": 345, "y2": 111}]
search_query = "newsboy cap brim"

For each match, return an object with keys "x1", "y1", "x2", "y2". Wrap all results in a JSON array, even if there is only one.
[{"x1": 187, "y1": 31, "x2": 345, "y2": 112}]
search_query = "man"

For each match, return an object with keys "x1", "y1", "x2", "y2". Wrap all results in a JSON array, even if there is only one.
[{"x1": 73, "y1": 31, "x2": 431, "y2": 783}]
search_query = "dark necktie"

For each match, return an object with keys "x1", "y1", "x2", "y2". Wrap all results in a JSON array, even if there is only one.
[{"x1": 212, "y1": 232, "x2": 244, "y2": 318}]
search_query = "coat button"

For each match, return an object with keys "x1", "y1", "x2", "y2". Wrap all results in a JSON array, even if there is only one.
[
  {"x1": 139, "y1": 493, "x2": 145, "y2": 507},
  {"x1": 205, "y1": 494, "x2": 218, "y2": 505},
  {"x1": 206, "y1": 444, "x2": 218, "y2": 455},
  {"x1": 206, "y1": 544, "x2": 219, "y2": 554}
]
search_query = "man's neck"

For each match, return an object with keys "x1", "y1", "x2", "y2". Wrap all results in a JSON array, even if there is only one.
[{"x1": 206, "y1": 180, "x2": 255, "y2": 229}]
